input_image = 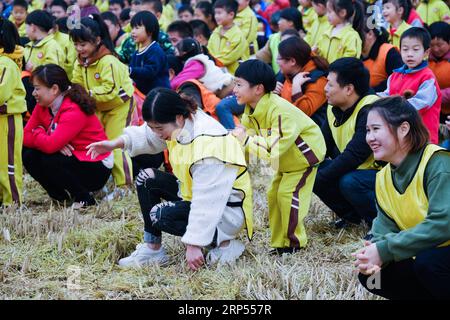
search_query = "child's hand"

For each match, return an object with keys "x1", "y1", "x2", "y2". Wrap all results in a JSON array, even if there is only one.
[
  {"x1": 446, "y1": 115, "x2": 450, "y2": 131},
  {"x1": 272, "y1": 81, "x2": 284, "y2": 95},
  {"x1": 232, "y1": 125, "x2": 247, "y2": 144},
  {"x1": 186, "y1": 245, "x2": 204, "y2": 271},
  {"x1": 86, "y1": 140, "x2": 118, "y2": 159},
  {"x1": 25, "y1": 61, "x2": 34, "y2": 72}
]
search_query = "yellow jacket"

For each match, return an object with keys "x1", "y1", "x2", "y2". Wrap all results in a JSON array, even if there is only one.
[
  {"x1": 0, "y1": 46, "x2": 24, "y2": 70},
  {"x1": 316, "y1": 23, "x2": 362, "y2": 63},
  {"x1": 0, "y1": 54, "x2": 27, "y2": 115},
  {"x1": 52, "y1": 31, "x2": 77, "y2": 80},
  {"x1": 207, "y1": 24, "x2": 249, "y2": 74},
  {"x1": 163, "y1": 3, "x2": 175, "y2": 24},
  {"x1": 417, "y1": 0, "x2": 450, "y2": 25},
  {"x1": 299, "y1": 6, "x2": 318, "y2": 33},
  {"x1": 304, "y1": 14, "x2": 331, "y2": 48},
  {"x1": 72, "y1": 46, "x2": 134, "y2": 111},
  {"x1": 389, "y1": 20, "x2": 411, "y2": 49},
  {"x1": 241, "y1": 93, "x2": 326, "y2": 172},
  {"x1": 235, "y1": 6, "x2": 259, "y2": 56},
  {"x1": 95, "y1": 0, "x2": 110, "y2": 12},
  {"x1": 24, "y1": 34, "x2": 64, "y2": 71},
  {"x1": 8, "y1": 15, "x2": 27, "y2": 38}
]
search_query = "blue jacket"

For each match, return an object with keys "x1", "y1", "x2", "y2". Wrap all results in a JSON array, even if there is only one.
[{"x1": 129, "y1": 41, "x2": 170, "y2": 95}]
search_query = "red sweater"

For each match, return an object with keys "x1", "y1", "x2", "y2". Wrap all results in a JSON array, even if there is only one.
[
  {"x1": 24, "y1": 97, "x2": 111, "y2": 162},
  {"x1": 381, "y1": 62, "x2": 441, "y2": 144}
]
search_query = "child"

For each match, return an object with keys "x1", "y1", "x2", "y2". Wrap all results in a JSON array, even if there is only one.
[
  {"x1": 428, "y1": 22, "x2": 450, "y2": 123},
  {"x1": 207, "y1": 0, "x2": 249, "y2": 74},
  {"x1": 167, "y1": 20, "x2": 193, "y2": 47},
  {"x1": 52, "y1": 17, "x2": 77, "y2": 80},
  {"x1": 405, "y1": 0, "x2": 424, "y2": 27},
  {"x1": 0, "y1": 18, "x2": 26, "y2": 206},
  {"x1": 70, "y1": 14, "x2": 135, "y2": 190},
  {"x1": 101, "y1": 11, "x2": 128, "y2": 48},
  {"x1": 417, "y1": 0, "x2": 450, "y2": 25},
  {"x1": 382, "y1": 0, "x2": 412, "y2": 49},
  {"x1": 109, "y1": 0, "x2": 125, "y2": 19},
  {"x1": 129, "y1": 11, "x2": 170, "y2": 95},
  {"x1": 235, "y1": 0, "x2": 259, "y2": 56},
  {"x1": 378, "y1": 27, "x2": 441, "y2": 144},
  {"x1": 189, "y1": 19, "x2": 211, "y2": 46},
  {"x1": 141, "y1": 0, "x2": 169, "y2": 32},
  {"x1": 50, "y1": 0, "x2": 68, "y2": 19},
  {"x1": 178, "y1": 4, "x2": 194, "y2": 22},
  {"x1": 298, "y1": 0, "x2": 317, "y2": 33},
  {"x1": 24, "y1": 10, "x2": 64, "y2": 72},
  {"x1": 78, "y1": 0, "x2": 100, "y2": 18},
  {"x1": 194, "y1": 1, "x2": 216, "y2": 31},
  {"x1": 10, "y1": 0, "x2": 27, "y2": 38},
  {"x1": 232, "y1": 60, "x2": 326, "y2": 254},
  {"x1": 315, "y1": 0, "x2": 364, "y2": 63},
  {"x1": 304, "y1": 0, "x2": 331, "y2": 48}
]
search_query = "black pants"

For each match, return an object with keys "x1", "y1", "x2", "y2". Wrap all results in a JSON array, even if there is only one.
[
  {"x1": 313, "y1": 160, "x2": 378, "y2": 224},
  {"x1": 22, "y1": 147, "x2": 111, "y2": 203},
  {"x1": 136, "y1": 169, "x2": 191, "y2": 243},
  {"x1": 358, "y1": 245, "x2": 450, "y2": 299},
  {"x1": 131, "y1": 153, "x2": 164, "y2": 178}
]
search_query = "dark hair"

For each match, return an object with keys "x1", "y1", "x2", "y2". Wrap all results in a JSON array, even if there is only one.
[
  {"x1": 382, "y1": 0, "x2": 411, "y2": 21},
  {"x1": 400, "y1": 26, "x2": 431, "y2": 50},
  {"x1": 367, "y1": 96, "x2": 429, "y2": 153},
  {"x1": 279, "y1": 7, "x2": 304, "y2": 32},
  {"x1": 109, "y1": 0, "x2": 125, "y2": 8},
  {"x1": 329, "y1": 57, "x2": 370, "y2": 96},
  {"x1": 178, "y1": 4, "x2": 194, "y2": 16},
  {"x1": 364, "y1": 25, "x2": 389, "y2": 45},
  {"x1": 189, "y1": 19, "x2": 211, "y2": 39},
  {"x1": 130, "y1": 11, "x2": 160, "y2": 41},
  {"x1": 120, "y1": 8, "x2": 131, "y2": 22},
  {"x1": 167, "y1": 54, "x2": 184, "y2": 75},
  {"x1": 32, "y1": 64, "x2": 96, "y2": 115},
  {"x1": 235, "y1": 60, "x2": 276, "y2": 93},
  {"x1": 55, "y1": 17, "x2": 69, "y2": 33},
  {"x1": 142, "y1": 0, "x2": 163, "y2": 14},
  {"x1": 0, "y1": 18, "x2": 20, "y2": 53},
  {"x1": 13, "y1": 0, "x2": 28, "y2": 10},
  {"x1": 25, "y1": 10, "x2": 54, "y2": 33},
  {"x1": 142, "y1": 87, "x2": 197, "y2": 123},
  {"x1": 69, "y1": 14, "x2": 116, "y2": 54},
  {"x1": 213, "y1": 0, "x2": 238, "y2": 16},
  {"x1": 428, "y1": 21, "x2": 450, "y2": 43},
  {"x1": 167, "y1": 20, "x2": 194, "y2": 38},
  {"x1": 196, "y1": 1, "x2": 214, "y2": 18},
  {"x1": 280, "y1": 28, "x2": 301, "y2": 39},
  {"x1": 50, "y1": 0, "x2": 68, "y2": 11},
  {"x1": 101, "y1": 11, "x2": 121, "y2": 26},
  {"x1": 328, "y1": 0, "x2": 365, "y2": 43},
  {"x1": 312, "y1": 0, "x2": 326, "y2": 5},
  {"x1": 278, "y1": 37, "x2": 329, "y2": 71},
  {"x1": 176, "y1": 38, "x2": 202, "y2": 61}
]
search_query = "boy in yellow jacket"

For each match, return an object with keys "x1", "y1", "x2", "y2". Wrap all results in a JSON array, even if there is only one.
[
  {"x1": 24, "y1": 10, "x2": 64, "y2": 71},
  {"x1": 0, "y1": 19, "x2": 27, "y2": 206},
  {"x1": 235, "y1": 0, "x2": 259, "y2": 57},
  {"x1": 207, "y1": 0, "x2": 249, "y2": 74},
  {"x1": 10, "y1": 0, "x2": 28, "y2": 38},
  {"x1": 232, "y1": 60, "x2": 326, "y2": 254},
  {"x1": 304, "y1": 0, "x2": 331, "y2": 48},
  {"x1": 52, "y1": 23, "x2": 77, "y2": 80},
  {"x1": 71, "y1": 15, "x2": 134, "y2": 189}
]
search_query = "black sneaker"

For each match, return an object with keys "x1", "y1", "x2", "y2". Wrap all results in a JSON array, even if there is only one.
[
  {"x1": 333, "y1": 218, "x2": 348, "y2": 229},
  {"x1": 363, "y1": 232, "x2": 374, "y2": 241},
  {"x1": 269, "y1": 247, "x2": 302, "y2": 256}
]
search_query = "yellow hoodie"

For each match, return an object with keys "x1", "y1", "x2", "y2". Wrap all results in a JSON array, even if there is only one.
[
  {"x1": 316, "y1": 23, "x2": 362, "y2": 63},
  {"x1": 0, "y1": 54, "x2": 27, "y2": 115},
  {"x1": 24, "y1": 34, "x2": 64, "y2": 71}
]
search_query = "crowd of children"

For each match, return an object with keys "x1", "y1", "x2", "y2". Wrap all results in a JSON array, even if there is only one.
[{"x1": 1, "y1": 0, "x2": 450, "y2": 299}]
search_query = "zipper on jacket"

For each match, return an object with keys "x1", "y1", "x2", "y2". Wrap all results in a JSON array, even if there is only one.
[{"x1": 84, "y1": 67, "x2": 90, "y2": 92}]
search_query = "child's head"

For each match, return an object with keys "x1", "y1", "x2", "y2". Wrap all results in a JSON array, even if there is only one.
[
  {"x1": 236, "y1": 0, "x2": 250, "y2": 12},
  {"x1": 120, "y1": 8, "x2": 131, "y2": 27},
  {"x1": 70, "y1": 14, "x2": 115, "y2": 59},
  {"x1": 234, "y1": 60, "x2": 276, "y2": 106},
  {"x1": 382, "y1": 0, "x2": 410, "y2": 25},
  {"x1": 141, "y1": 0, "x2": 163, "y2": 19},
  {"x1": 189, "y1": 19, "x2": 211, "y2": 45},
  {"x1": 178, "y1": 5, "x2": 194, "y2": 22},
  {"x1": 77, "y1": 0, "x2": 93, "y2": 8},
  {"x1": 101, "y1": 12, "x2": 122, "y2": 43},
  {"x1": 130, "y1": 10, "x2": 159, "y2": 44},
  {"x1": 213, "y1": 0, "x2": 238, "y2": 27},
  {"x1": 300, "y1": 0, "x2": 312, "y2": 8},
  {"x1": 130, "y1": 0, "x2": 142, "y2": 19},
  {"x1": 167, "y1": 54, "x2": 184, "y2": 80},
  {"x1": 325, "y1": 57, "x2": 370, "y2": 108},
  {"x1": 400, "y1": 27, "x2": 431, "y2": 68},
  {"x1": 429, "y1": 21, "x2": 450, "y2": 59},
  {"x1": 270, "y1": 11, "x2": 281, "y2": 33},
  {"x1": 109, "y1": 0, "x2": 125, "y2": 19},
  {"x1": 50, "y1": 0, "x2": 68, "y2": 19},
  {"x1": 194, "y1": 1, "x2": 215, "y2": 26},
  {"x1": 25, "y1": 10, "x2": 54, "y2": 40},
  {"x1": 366, "y1": 96, "x2": 429, "y2": 161},
  {"x1": 167, "y1": 20, "x2": 194, "y2": 46},
  {"x1": 12, "y1": 0, "x2": 28, "y2": 25},
  {"x1": 278, "y1": 7, "x2": 303, "y2": 32},
  {"x1": 312, "y1": 0, "x2": 327, "y2": 16},
  {"x1": 0, "y1": 18, "x2": 20, "y2": 53},
  {"x1": 175, "y1": 37, "x2": 202, "y2": 61},
  {"x1": 326, "y1": 0, "x2": 364, "y2": 40},
  {"x1": 55, "y1": 17, "x2": 69, "y2": 33}
]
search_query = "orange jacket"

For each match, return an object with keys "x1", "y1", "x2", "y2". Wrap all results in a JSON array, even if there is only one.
[
  {"x1": 363, "y1": 43, "x2": 395, "y2": 88},
  {"x1": 280, "y1": 59, "x2": 327, "y2": 117}
]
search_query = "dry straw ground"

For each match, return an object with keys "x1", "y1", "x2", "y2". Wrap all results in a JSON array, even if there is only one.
[{"x1": 0, "y1": 165, "x2": 379, "y2": 300}]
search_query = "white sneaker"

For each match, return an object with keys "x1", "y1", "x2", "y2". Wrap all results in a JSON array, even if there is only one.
[
  {"x1": 118, "y1": 244, "x2": 169, "y2": 267},
  {"x1": 206, "y1": 240, "x2": 245, "y2": 266}
]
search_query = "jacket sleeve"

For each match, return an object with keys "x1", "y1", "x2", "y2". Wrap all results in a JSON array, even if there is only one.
[
  {"x1": 89, "y1": 61, "x2": 124, "y2": 103},
  {"x1": 377, "y1": 75, "x2": 391, "y2": 97},
  {"x1": 407, "y1": 78, "x2": 440, "y2": 111},
  {"x1": 23, "y1": 105, "x2": 45, "y2": 148},
  {"x1": 71, "y1": 63, "x2": 83, "y2": 85},
  {"x1": 121, "y1": 124, "x2": 167, "y2": 157},
  {"x1": 255, "y1": 37, "x2": 272, "y2": 63},
  {"x1": 44, "y1": 43, "x2": 63, "y2": 66},
  {"x1": 0, "y1": 64, "x2": 13, "y2": 106},
  {"x1": 291, "y1": 77, "x2": 327, "y2": 117},
  {"x1": 342, "y1": 33, "x2": 362, "y2": 58},
  {"x1": 170, "y1": 61, "x2": 206, "y2": 90}
]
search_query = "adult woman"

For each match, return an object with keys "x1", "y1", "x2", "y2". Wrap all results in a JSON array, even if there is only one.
[
  {"x1": 356, "y1": 96, "x2": 450, "y2": 299},
  {"x1": 23, "y1": 64, "x2": 112, "y2": 208},
  {"x1": 87, "y1": 88, "x2": 254, "y2": 271}
]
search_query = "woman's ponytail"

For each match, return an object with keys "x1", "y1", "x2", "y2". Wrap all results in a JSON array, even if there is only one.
[{"x1": 66, "y1": 83, "x2": 97, "y2": 115}]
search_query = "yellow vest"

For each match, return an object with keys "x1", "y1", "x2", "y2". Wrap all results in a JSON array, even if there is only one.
[
  {"x1": 376, "y1": 144, "x2": 450, "y2": 247},
  {"x1": 167, "y1": 134, "x2": 254, "y2": 240},
  {"x1": 327, "y1": 95, "x2": 380, "y2": 170}
]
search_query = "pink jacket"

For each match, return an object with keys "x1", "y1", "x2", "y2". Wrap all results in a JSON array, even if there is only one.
[{"x1": 170, "y1": 60, "x2": 205, "y2": 90}]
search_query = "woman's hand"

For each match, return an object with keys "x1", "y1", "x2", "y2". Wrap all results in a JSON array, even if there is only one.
[
  {"x1": 86, "y1": 139, "x2": 122, "y2": 159},
  {"x1": 186, "y1": 245, "x2": 205, "y2": 271},
  {"x1": 60, "y1": 144, "x2": 74, "y2": 157},
  {"x1": 273, "y1": 81, "x2": 284, "y2": 95},
  {"x1": 231, "y1": 125, "x2": 247, "y2": 144},
  {"x1": 293, "y1": 72, "x2": 311, "y2": 88},
  {"x1": 352, "y1": 241, "x2": 382, "y2": 275}
]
